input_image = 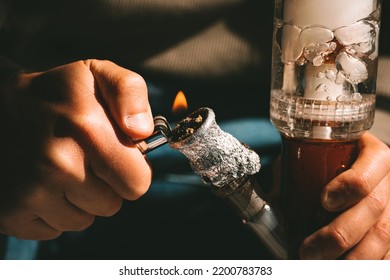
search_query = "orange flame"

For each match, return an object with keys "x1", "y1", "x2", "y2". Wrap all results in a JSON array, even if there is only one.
[{"x1": 172, "y1": 90, "x2": 188, "y2": 115}]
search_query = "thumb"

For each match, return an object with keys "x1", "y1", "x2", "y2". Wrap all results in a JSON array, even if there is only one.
[{"x1": 84, "y1": 59, "x2": 154, "y2": 139}]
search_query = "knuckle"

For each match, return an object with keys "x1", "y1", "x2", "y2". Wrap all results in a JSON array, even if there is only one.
[
  {"x1": 44, "y1": 142, "x2": 84, "y2": 181},
  {"x1": 71, "y1": 113, "x2": 105, "y2": 147},
  {"x1": 83, "y1": 59, "x2": 94, "y2": 67},
  {"x1": 348, "y1": 169, "x2": 371, "y2": 197},
  {"x1": 115, "y1": 72, "x2": 147, "y2": 97},
  {"x1": 366, "y1": 191, "x2": 387, "y2": 216},
  {"x1": 374, "y1": 219, "x2": 390, "y2": 242},
  {"x1": 327, "y1": 226, "x2": 353, "y2": 251}
]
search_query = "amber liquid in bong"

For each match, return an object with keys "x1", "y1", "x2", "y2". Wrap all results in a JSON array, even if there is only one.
[{"x1": 280, "y1": 136, "x2": 359, "y2": 259}]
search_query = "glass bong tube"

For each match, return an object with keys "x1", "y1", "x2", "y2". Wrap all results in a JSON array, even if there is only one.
[{"x1": 270, "y1": 0, "x2": 382, "y2": 259}]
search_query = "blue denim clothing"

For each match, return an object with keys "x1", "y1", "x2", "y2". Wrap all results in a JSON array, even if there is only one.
[{"x1": 1, "y1": 237, "x2": 39, "y2": 260}]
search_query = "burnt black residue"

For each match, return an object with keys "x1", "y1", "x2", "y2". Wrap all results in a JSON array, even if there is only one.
[{"x1": 170, "y1": 111, "x2": 205, "y2": 142}]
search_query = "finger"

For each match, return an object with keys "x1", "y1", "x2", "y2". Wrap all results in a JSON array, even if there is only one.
[
  {"x1": 24, "y1": 218, "x2": 62, "y2": 240},
  {"x1": 52, "y1": 115, "x2": 152, "y2": 201},
  {"x1": 300, "y1": 176, "x2": 388, "y2": 259},
  {"x1": 77, "y1": 115, "x2": 153, "y2": 200},
  {"x1": 322, "y1": 133, "x2": 390, "y2": 212},
  {"x1": 84, "y1": 59, "x2": 154, "y2": 139},
  {"x1": 43, "y1": 136, "x2": 123, "y2": 216},
  {"x1": 31, "y1": 188, "x2": 95, "y2": 232},
  {"x1": 80, "y1": 60, "x2": 152, "y2": 199},
  {"x1": 343, "y1": 175, "x2": 390, "y2": 259},
  {"x1": 0, "y1": 211, "x2": 61, "y2": 240},
  {"x1": 65, "y1": 169, "x2": 123, "y2": 217}
]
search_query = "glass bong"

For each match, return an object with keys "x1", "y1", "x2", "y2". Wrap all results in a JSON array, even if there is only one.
[{"x1": 270, "y1": 0, "x2": 382, "y2": 258}]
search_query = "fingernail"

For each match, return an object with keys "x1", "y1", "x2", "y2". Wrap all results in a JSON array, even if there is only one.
[
  {"x1": 300, "y1": 245, "x2": 323, "y2": 260},
  {"x1": 324, "y1": 190, "x2": 345, "y2": 210},
  {"x1": 125, "y1": 113, "x2": 152, "y2": 132}
]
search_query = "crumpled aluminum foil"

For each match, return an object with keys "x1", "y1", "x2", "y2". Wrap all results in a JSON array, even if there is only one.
[{"x1": 169, "y1": 108, "x2": 261, "y2": 187}]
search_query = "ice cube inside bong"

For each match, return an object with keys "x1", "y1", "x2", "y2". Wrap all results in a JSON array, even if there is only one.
[
  {"x1": 277, "y1": 13, "x2": 379, "y2": 99},
  {"x1": 280, "y1": 18, "x2": 378, "y2": 66},
  {"x1": 334, "y1": 20, "x2": 378, "y2": 57},
  {"x1": 335, "y1": 52, "x2": 368, "y2": 84}
]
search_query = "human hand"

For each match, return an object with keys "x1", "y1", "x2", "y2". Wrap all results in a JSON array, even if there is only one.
[
  {"x1": 0, "y1": 59, "x2": 154, "y2": 240},
  {"x1": 300, "y1": 132, "x2": 390, "y2": 259}
]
